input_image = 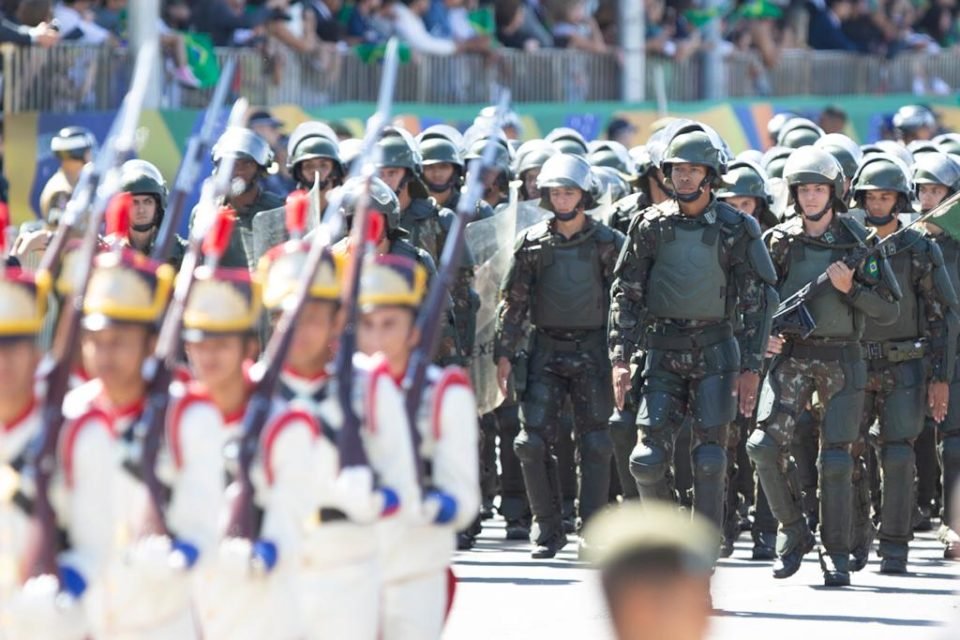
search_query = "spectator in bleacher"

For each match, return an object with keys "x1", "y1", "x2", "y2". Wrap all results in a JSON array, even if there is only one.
[
  {"x1": 190, "y1": 0, "x2": 281, "y2": 47},
  {"x1": 551, "y1": 0, "x2": 610, "y2": 53},
  {"x1": 819, "y1": 105, "x2": 849, "y2": 134},
  {"x1": 495, "y1": 0, "x2": 552, "y2": 50},
  {"x1": 94, "y1": 0, "x2": 126, "y2": 38},
  {"x1": 345, "y1": 0, "x2": 388, "y2": 44},
  {"x1": 807, "y1": 0, "x2": 862, "y2": 51},
  {"x1": 915, "y1": 0, "x2": 960, "y2": 48},
  {"x1": 0, "y1": 0, "x2": 59, "y2": 46},
  {"x1": 303, "y1": 0, "x2": 346, "y2": 43},
  {"x1": 54, "y1": 0, "x2": 113, "y2": 44},
  {"x1": 380, "y1": 0, "x2": 492, "y2": 56},
  {"x1": 644, "y1": 0, "x2": 701, "y2": 61}
]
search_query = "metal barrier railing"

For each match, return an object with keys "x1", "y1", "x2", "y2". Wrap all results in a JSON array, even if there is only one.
[{"x1": 3, "y1": 43, "x2": 960, "y2": 113}]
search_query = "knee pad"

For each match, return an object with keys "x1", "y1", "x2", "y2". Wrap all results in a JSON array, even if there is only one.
[
  {"x1": 819, "y1": 448, "x2": 853, "y2": 483},
  {"x1": 693, "y1": 443, "x2": 727, "y2": 479},
  {"x1": 513, "y1": 430, "x2": 547, "y2": 464},
  {"x1": 746, "y1": 429, "x2": 780, "y2": 469},
  {"x1": 881, "y1": 442, "x2": 914, "y2": 473},
  {"x1": 629, "y1": 442, "x2": 668, "y2": 486},
  {"x1": 580, "y1": 429, "x2": 614, "y2": 464}
]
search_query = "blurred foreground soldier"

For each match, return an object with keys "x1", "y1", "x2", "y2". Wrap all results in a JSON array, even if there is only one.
[
  {"x1": 117, "y1": 159, "x2": 187, "y2": 266},
  {"x1": 195, "y1": 127, "x2": 284, "y2": 270},
  {"x1": 584, "y1": 502, "x2": 717, "y2": 640},
  {"x1": 609, "y1": 123, "x2": 776, "y2": 535},
  {"x1": 849, "y1": 154, "x2": 956, "y2": 575},
  {"x1": 286, "y1": 122, "x2": 344, "y2": 208},
  {"x1": 893, "y1": 105, "x2": 937, "y2": 144},
  {"x1": 357, "y1": 254, "x2": 479, "y2": 640},
  {"x1": 750, "y1": 147, "x2": 900, "y2": 586},
  {"x1": 495, "y1": 154, "x2": 623, "y2": 558},
  {"x1": 40, "y1": 126, "x2": 96, "y2": 223}
]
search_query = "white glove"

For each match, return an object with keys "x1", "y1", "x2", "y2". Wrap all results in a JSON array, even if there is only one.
[
  {"x1": 107, "y1": 535, "x2": 192, "y2": 628},
  {"x1": 5, "y1": 574, "x2": 89, "y2": 640},
  {"x1": 333, "y1": 466, "x2": 381, "y2": 524}
]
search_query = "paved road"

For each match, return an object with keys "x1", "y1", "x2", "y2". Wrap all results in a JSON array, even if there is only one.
[{"x1": 445, "y1": 518, "x2": 959, "y2": 640}]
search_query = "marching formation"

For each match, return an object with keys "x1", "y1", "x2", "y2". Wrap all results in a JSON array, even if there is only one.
[{"x1": 2, "y1": 43, "x2": 960, "y2": 637}]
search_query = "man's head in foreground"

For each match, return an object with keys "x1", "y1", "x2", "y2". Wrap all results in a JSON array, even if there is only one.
[{"x1": 583, "y1": 502, "x2": 719, "y2": 640}]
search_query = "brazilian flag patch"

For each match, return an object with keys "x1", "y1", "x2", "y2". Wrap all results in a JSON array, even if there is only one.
[{"x1": 866, "y1": 256, "x2": 880, "y2": 277}]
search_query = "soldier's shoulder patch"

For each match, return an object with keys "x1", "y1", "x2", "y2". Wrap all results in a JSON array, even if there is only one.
[{"x1": 865, "y1": 255, "x2": 881, "y2": 277}]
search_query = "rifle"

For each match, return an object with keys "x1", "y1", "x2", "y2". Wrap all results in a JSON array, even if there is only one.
[
  {"x1": 134, "y1": 96, "x2": 250, "y2": 538},
  {"x1": 334, "y1": 38, "x2": 400, "y2": 470},
  {"x1": 22, "y1": 43, "x2": 158, "y2": 582},
  {"x1": 151, "y1": 57, "x2": 238, "y2": 263},
  {"x1": 401, "y1": 89, "x2": 512, "y2": 486},
  {"x1": 772, "y1": 191, "x2": 960, "y2": 338}
]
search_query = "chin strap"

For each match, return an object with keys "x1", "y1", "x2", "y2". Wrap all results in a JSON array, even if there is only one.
[
  {"x1": 671, "y1": 176, "x2": 712, "y2": 204},
  {"x1": 866, "y1": 213, "x2": 897, "y2": 226},
  {"x1": 426, "y1": 177, "x2": 458, "y2": 194},
  {"x1": 799, "y1": 202, "x2": 832, "y2": 222}
]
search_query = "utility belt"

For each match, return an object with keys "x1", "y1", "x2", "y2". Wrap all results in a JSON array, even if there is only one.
[
  {"x1": 783, "y1": 340, "x2": 862, "y2": 363},
  {"x1": 318, "y1": 507, "x2": 348, "y2": 523},
  {"x1": 646, "y1": 323, "x2": 733, "y2": 351},
  {"x1": 862, "y1": 339, "x2": 927, "y2": 364},
  {"x1": 534, "y1": 329, "x2": 606, "y2": 353}
]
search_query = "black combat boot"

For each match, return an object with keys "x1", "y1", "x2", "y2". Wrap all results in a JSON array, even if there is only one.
[
  {"x1": 773, "y1": 526, "x2": 815, "y2": 579},
  {"x1": 819, "y1": 548, "x2": 850, "y2": 587}
]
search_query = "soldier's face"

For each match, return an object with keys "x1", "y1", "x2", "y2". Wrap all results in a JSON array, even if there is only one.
[
  {"x1": 185, "y1": 335, "x2": 249, "y2": 390},
  {"x1": 231, "y1": 158, "x2": 260, "y2": 191},
  {"x1": 918, "y1": 183, "x2": 950, "y2": 212},
  {"x1": 287, "y1": 301, "x2": 341, "y2": 372},
  {"x1": 81, "y1": 325, "x2": 151, "y2": 392},
  {"x1": 131, "y1": 195, "x2": 157, "y2": 228},
  {"x1": 864, "y1": 190, "x2": 898, "y2": 218},
  {"x1": 0, "y1": 339, "x2": 39, "y2": 398},
  {"x1": 522, "y1": 168, "x2": 540, "y2": 199},
  {"x1": 669, "y1": 163, "x2": 708, "y2": 194},
  {"x1": 379, "y1": 167, "x2": 406, "y2": 192},
  {"x1": 423, "y1": 163, "x2": 455, "y2": 190},
  {"x1": 796, "y1": 183, "x2": 831, "y2": 216},
  {"x1": 548, "y1": 187, "x2": 583, "y2": 215},
  {"x1": 358, "y1": 307, "x2": 418, "y2": 371},
  {"x1": 722, "y1": 195, "x2": 757, "y2": 216},
  {"x1": 300, "y1": 158, "x2": 335, "y2": 187}
]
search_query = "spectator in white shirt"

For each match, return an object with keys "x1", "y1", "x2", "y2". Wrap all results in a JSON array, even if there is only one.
[{"x1": 54, "y1": 0, "x2": 112, "y2": 44}]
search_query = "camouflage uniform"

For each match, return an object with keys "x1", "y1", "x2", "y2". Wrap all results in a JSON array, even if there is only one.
[
  {"x1": 610, "y1": 124, "x2": 776, "y2": 534},
  {"x1": 749, "y1": 147, "x2": 904, "y2": 586},
  {"x1": 496, "y1": 154, "x2": 624, "y2": 556},
  {"x1": 849, "y1": 154, "x2": 958, "y2": 573}
]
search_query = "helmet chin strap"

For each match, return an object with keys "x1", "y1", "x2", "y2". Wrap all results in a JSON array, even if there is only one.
[
  {"x1": 671, "y1": 176, "x2": 711, "y2": 204},
  {"x1": 800, "y1": 203, "x2": 831, "y2": 222},
  {"x1": 425, "y1": 177, "x2": 457, "y2": 193},
  {"x1": 865, "y1": 212, "x2": 897, "y2": 226}
]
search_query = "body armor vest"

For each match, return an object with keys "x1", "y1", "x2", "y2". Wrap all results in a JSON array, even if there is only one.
[
  {"x1": 781, "y1": 239, "x2": 856, "y2": 339},
  {"x1": 864, "y1": 239, "x2": 921, "y2": 341},
  {"x1": 646, "y1": 221, "x2": 727, "y2": 321},
  {"x1": 532, "y1": 227, "x2": 606, "y2": 330}
]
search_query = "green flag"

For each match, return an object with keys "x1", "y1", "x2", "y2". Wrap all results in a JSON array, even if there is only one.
[
  {"x1": 931, "y1": 194, "x2": 960, "y2": 241},
  {"x1": 183, "y1": 33, "x2": 221, "y2": 89},
  {"x1": 353, "y1": 42, "x2": 412, "y2": 64}
]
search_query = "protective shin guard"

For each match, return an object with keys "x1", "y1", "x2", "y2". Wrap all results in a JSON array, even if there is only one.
[
  {"x1": 747, "y1": 430, "x2": 804, "y2": 526},
  {"x1": 514, "y1": 430, "x2": 562, "y2": 541},
  {"x1": 577, "y1": 430, "x2": 614, "y2": 526},
  {"x1": 692, "y1": 443, "x2": 728, "y2": 529},
  {"x1": 879, "y1": 443, "x2": 916, "y2": 545},
  {"x1": 629, "y1": 440, "x2": 673, "y2": 502},
  {"x1": 819, "y1": 448, "x2": 854, "y2": 554}
]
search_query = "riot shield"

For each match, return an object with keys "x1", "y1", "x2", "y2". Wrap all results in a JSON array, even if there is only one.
[{"x1": 466, "y1": 182, "x2": 550, "y2": 414}]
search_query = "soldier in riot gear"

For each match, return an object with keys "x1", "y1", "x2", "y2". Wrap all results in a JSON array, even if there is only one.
[
  {"x1": 777, "y1": 118, "x2": 825, "y2": 150},
  {"x1": 716, "y1": 159, "x2": 781, "y2": 558},
  {"x1": 117, "y1": 159, "x2": 187, "y2": 267},
  {"x1": 815, "y1": 133, "x2": 863, "y2": 202},
  {"x1": 513, "y1": 140, "x2": 558, "y2": 201},
  {"x1": 893, "y1": 105, "x2": 937, "y2": 144},
  {"x1": 287, "y1": 121, "x2": 343, "y2": 202},
  {"x1": 761, "y1": 146, "x2": 794, "y2": 181},
  {"x1": 40, "y1": 126, "x2": 96, "y2": 223},
  {"x1": 193, "y1": 126, "x2": 284, "y2": 270},
  {"x1": 544, "y1": 127, "x2": 589, "y2": 157},
  {"x1": 908, "y1": 140, "x2": 942, "y2": 162},
  {"x1": 848, "y1": 153, "x2": 957, "y2": 574},
  {"x1": 464, "y1": 134, "x2": 514, "y2": 211},
  {"x1": 592, "y1": 166, "x2": 631, "y2": 205},
  {"x1": 495, "y1": 153, "x2": 624, "y2": 559},
  {"x1": 588, "y1": 140, "x2": 637, "y2": 181},
  {"x1": 918, "y1": 152, "x2": 960, "y2": 558},
  {"x1": 609, "y1": 122, "x2": 777, "y2": 541},
  {"x1": 768, "y1": 112, "x2": 799, "y2": 146},
  {"x1": 750, "y1": 146, "x2": 901, "y2": 587},
  {"x1": 934, "y1": 132, "x2": 960, "y2": 157}
]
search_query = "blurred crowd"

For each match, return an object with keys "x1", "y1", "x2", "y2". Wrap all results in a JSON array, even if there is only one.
[{"x1": 0, "y1": 0, "x2": 956, "y2": 62}]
